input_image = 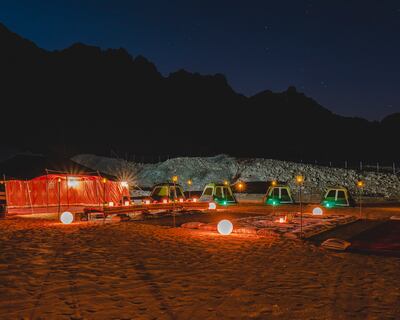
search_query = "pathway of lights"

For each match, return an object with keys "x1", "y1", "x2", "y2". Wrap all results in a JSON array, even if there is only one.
[
  {"x1": 217, "y1": 219, "x2": 233, "y2": 235},
  {"x1": 60, "y1": 211, "x2": 74, "y2": 224}
]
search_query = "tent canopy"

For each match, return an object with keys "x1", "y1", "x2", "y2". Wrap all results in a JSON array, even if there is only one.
[
  {"x1": 6, "y1": 173, "x2": 129, "y2": 211},
  {"x1": 321, "y1": 187, "x2": 353, "y2": 207},
  {"x1": 199, "y1": 183, "x2": 236, "y2": 204},
  {"x1": 264, "y1": 185, "x2": 294, "y2": 205},
  {"x1": 150, "y1": 183, "x2": 185, "y2": 201}
]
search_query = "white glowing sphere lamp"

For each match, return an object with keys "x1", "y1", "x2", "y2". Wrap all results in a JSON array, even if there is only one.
[
  {"x1": 217, "y1": 219, "x2": 233, "y2": 235},
  {"x1": 60, "y1": 211, "x2": 74, "y2": 224},
  {"x1": 312, "y1": 207, "x2": 323, "y2": 216}
]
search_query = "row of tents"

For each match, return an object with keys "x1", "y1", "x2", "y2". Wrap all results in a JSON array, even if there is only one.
[
  {"x1": 150, "y1": 182, "x2": 354, "y2": 207},
  {"x1": 0, "y1": 154, "x2": 355, "y2": 215}
]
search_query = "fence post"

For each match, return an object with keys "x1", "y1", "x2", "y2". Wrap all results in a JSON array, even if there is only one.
[
  {"x1": 377, "y1": 162, "x2": 379, "y2": 173},
  {"x1": 345, "y1": 160, "x2": 348, "y2": 170},
  {"x1": 393, "y1": 162, "x2": 396, "y2": 175}
]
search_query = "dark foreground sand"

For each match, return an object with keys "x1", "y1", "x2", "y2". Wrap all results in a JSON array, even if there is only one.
[{"x1": 0, "y1": 212, "x2": 399, "y2": 319}]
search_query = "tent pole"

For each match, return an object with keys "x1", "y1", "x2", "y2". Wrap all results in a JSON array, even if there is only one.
[
  {"x1": 58, "y1": 177, "x2": 61, "y2": 218},
  {"x1": 66, "y1": 175, "x2": 69, "y2": 209},
  {"x1": 97, "y1": 171, "x2": 101, "y2": 209},
  {"x1": 26, "y1": 180, "x2": 34, "y2": 214},
  {"x1": 45, "y1": 169, "x2": 49, "y2": 213},
  {"x1": 3, "y1": 174, "x2": 7, "y2": 218}
]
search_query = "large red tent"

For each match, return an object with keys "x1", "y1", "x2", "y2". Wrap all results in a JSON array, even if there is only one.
[{"x1": 0, "y1": 154, "x2": 129, "y2": 214}]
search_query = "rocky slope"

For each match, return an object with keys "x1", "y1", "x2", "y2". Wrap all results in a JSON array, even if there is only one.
[{"x1": 73, "y1": 154, "x2": 400, "y2": 199}]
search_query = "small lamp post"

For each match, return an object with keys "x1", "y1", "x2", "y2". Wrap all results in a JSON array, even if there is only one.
[
  {"x1": 237, "y1": 182, "x2": 244, "y2": 193},
  {"x1": 187, "y1": 179, "x2": 192, "y2": 199},
  {"x1": 357, "y1": 180, "x2": 364, "y2": 219},
  {"x1": 102, "y1": 177, "x2": 107, "y2": 208},
  {"x1": 172, "y1": 175, "x2": 178, "y2": 227},
  {"x1": 296, "y1": 175, "x2": 304, "y2": 238}
]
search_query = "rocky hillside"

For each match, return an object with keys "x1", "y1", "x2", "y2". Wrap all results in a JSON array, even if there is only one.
[{"x1": 73, "y1": 154, "x2": 400, "y2": 199}]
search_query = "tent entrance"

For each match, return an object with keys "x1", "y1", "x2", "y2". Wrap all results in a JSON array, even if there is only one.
[
  {"x1": 265, "y1": 186, "x2": 294, "y2": 205},
  {"x1": 199, "y1": 183, "x2": 236, "y2": 204},
  {"x1": 322, "y1": 188, "x2": 350, "y2": 207}
]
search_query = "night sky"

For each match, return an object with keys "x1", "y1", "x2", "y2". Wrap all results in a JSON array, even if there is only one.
[{"x1": 0, "y1": 0, "x2": 399, "y2": 120}]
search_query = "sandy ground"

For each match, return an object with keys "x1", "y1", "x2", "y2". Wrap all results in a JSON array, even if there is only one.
[{"x1": 1, "y1": 206, "x2": 400, "y2": 319}]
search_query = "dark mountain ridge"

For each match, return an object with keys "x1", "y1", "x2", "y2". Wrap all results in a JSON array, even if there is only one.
[{"x1": 0, "y1": 22, "x2": 398, "y2": 161}]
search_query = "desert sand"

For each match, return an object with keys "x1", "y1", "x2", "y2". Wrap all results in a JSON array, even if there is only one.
[{"x1": 0, "y1": 208, "x2": 399, "y2": 319}]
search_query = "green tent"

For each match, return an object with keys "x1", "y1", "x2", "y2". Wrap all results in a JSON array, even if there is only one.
[
  {"x1": 264, "y1": 185, "x2": 294, "y2": 205},
  {"x1": 150, "y1": 183, "x2": 185, "y2": 203},
  {"x1": 199, "y1": 183, "x2": 236, "y2": 204},
  {"x1": 321, "y1": 187, "x2": 353, "y2": 208}
]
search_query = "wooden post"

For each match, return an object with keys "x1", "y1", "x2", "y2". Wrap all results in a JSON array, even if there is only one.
[{"x1": 58, "y1": 177, "x2": 61, "y2": 218}]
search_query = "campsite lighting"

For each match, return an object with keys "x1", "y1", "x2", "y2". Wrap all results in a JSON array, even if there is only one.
[
  {"x1": 224, "y1": 180, "x2": 229, "y2": 186},
  {"x1": 296, "y1": 175, "x2": 304, "y2": 184},
  {"x1": 179, "y1": 198, "x2": 184, "y2": 203},
  {"x1": 237, "y1": 182, "x2": 245, "y2": 193},
  {"x1": 357, "y1": 180, "x2": 364, "y2": 219},
  {"x1": 144, "y1": 199, "x2": 150, "y2": 205},
  {"x1": 102, "y1": 178, "x2": 107, "y2": 184},
  {"x1": 124, "y1": 201, "x2": 130, "y2": 206},
  {"x1": 187, "y1": 179, "x2": 192, "y2": 186},
  {"x1": 120, "y1": 181, "x2": 129, "y2": 188},
  {"x1": 192, "y1": 198, "x2": 198, "y2": 202},
  {"x1": 296, "y1": 175, "x2": 304, "y2": 238},
  {"x1": 163, "y1": 199, "x2": 168, "y2": 204},
  {"x1": 271, "y1": 180, "x2": 277, "y2": 187},
  {"x1": 172, "y1": 176, "x2": 178, "y2": 183},
  {"x1": 279, "y1": 217, "x2": 287, "y2": 223},
  {"x1": 108, "y1": 201, "x2": 114, "y2": 207},
  {"x1": 67, "y1": 177, "x2": 80, "y2": 188},
  {"x1": 208, "y1": 202, "x2": 217, "y2": 210},
  {"x1": 312, "y1": 207, "x2": 323, "y2": 215},
  {"x1": 217, "y1": 219, "x2": 233, "y2": 235},
  {"x1": 60, "y1": 211, "x2": 74, "y2": 224}
]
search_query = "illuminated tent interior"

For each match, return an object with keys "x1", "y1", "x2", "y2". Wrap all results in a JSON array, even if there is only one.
[
  {"x1": 199, "y1": 183, "x2": 236, "y2": 204},
  {"x1": 0, "y1": 154, "x2": 129, "y2": 214},
  {"x1": 150, "y1": 183, "x2": 186, "y2": 202},
  {"x1": 321, "y1": 187, "x2": 354, "y2": 208},
  {"x1": 264, "y1": 185, "x2": 294, "y2": 205}
]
